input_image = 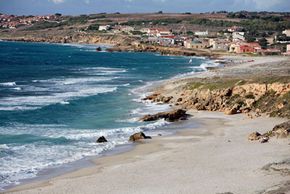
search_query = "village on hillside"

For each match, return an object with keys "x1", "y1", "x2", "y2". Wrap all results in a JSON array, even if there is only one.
[{"x1": 1, "y1": 11, "x2": 290, "y2": 55}]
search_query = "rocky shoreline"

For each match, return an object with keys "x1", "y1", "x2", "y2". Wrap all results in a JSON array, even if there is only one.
[{"x1": 0, "y1": 34, "x2": 227, "y2": 57}]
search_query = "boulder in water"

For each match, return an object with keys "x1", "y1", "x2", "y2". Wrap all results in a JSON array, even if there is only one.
[{"x1": 96, "y1": 136, "x2": 108, "y2": 143}]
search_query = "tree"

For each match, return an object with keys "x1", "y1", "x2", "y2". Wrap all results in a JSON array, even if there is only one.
[
  {"x1": 55, "y1": 13, "x2": 62, "y2": 17},
  {"x1": 258, "y1": 38, "x2": 268, "y2": 49}
]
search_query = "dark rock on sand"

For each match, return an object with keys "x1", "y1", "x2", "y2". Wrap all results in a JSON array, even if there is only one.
[
  {"x1": 140, "y1": 109, "x2": 187, "y2": 122},
  {"x1": 96, "y1": 136, "x2": 108, "y2": 143},
  {"x1": 260, "y1": 136, "x2": 269, "y2": 143},
  {"x1": 248, "y1": 132, "x2": 262, "y2": 141},
  {"x1": 129, "y1": 132, "x2": 152, "y2": 142}
]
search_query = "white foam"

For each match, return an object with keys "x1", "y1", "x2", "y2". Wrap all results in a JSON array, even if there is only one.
[
  {"x1": 59, "y1": 101, "x2": 70, "y2": 105},
  {"x1": 12, "y1": 87, "x2": 22, "y2": 91},
  {"x1": 0, "y1": 144, "x2": 9, "y2": 149},
  {"x1": 0, "y1": 119, "x2": 169, "y2": 189},
  {"x1": 0, "y1": 86, "x2": 117, "y2": 111},
  {"x1": 0, "y1": 82, "x2": 16, "y2": 87},
  {"x1": 76, "y1": 67, "x2": 127, "y2": 76},
  {"x1": 122, "y1": 83, "x2": 130, "y2": 87}
]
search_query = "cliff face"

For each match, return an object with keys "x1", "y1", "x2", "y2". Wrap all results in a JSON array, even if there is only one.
[{"x1": 148, "y1": 78, "x2": 290, "y2": 119}]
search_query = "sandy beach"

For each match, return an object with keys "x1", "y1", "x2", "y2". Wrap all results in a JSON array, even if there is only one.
[
  {"x1": 4, "y1": 111, "x2": 290, "y2": 194},
  {"x1": 3, "y1": 55, "x2": 290, "y2": 194}
]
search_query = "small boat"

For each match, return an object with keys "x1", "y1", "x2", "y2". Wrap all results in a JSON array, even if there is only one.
[
  {"x1": 96, "y1": 47, "x2": 102, "y2": 52},
  {"x1": 189, "y1": 58, "x2": 193, "y2": 63}
]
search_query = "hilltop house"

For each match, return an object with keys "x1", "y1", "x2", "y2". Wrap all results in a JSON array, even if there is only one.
[
  {"x1": 174, "y1": 36, "x2": 187, "y2": 46},
  {"x1": 158, "y1": 35, "x2": 175, "y2": 46},
  {"x1": 99, "y1": 25, "x2": 111, "y2": 31},
  {"x1": 282, "y1": 29, "x2": 290, "y2": 37},
  {"x1": 227, "y1": 26, "x2": 243, "y2": 33},
  {"x1": 232, "y1": 32, "x2": 245, "y2": 42},
  {"x1": 209, "y1": 38, "x2": 230, "y2": 51},
  {"x1": 147, "y1": 28, "x2": 172, "y2": 37},
  {"x1": 194, "y1": 30, "x2": 208, "y2": 37},
  {"x1": 230, "y1": 42, "x2": 261, "y2": 54},
  {"x1": 184, "y1": 39, "x2": 208, "y2": 49},
  {"x1": 113, "y1": 25, "x2": 134, "y2": 34}
]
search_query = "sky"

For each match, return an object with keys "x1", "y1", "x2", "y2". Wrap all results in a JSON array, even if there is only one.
[{"x1": 0, "y1": 0, "x2": 290, "y2": 15}]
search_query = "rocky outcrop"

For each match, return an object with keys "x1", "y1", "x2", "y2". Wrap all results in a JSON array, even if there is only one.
[
  {"x1": 142, "y1": 93, "x2": 174, "y2": 104},
  {"x1": 129, "y1": 132, "x2": 152, "y2": 142},
  {"x1": 96, "y1": 136, "x2": 108, "y2": 143},
  {"x1": 149, "y1": 79, "x2": 290, "y2": 119},
  {"x1": 272, "y1": 121, "x2": 290, "y2": 138},
  {"x1": 248, "y1": 120, "x2": 289, "y2": 143},
  {"x1": 140, "y1": 109, "x2": 188, "y2": 122}
]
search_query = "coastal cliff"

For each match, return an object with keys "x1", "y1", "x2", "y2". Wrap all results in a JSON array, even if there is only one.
[{"x1": 147, "y1": 77, "x2": 290, "y2": 119}]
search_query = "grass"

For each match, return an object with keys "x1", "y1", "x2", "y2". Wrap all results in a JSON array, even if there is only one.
[{"x1": 187, "y1": 79, "x2": 247, "y2": 91}]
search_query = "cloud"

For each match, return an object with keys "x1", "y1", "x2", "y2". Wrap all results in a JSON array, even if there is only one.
[{"x1": 49, "y1": 0, "x2": 65, "y2": 4}]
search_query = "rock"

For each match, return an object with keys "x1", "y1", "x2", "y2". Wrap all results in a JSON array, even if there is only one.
[
  {"x1": 129, "y1": 132, "x2": 152, "y2": 142},
  {"x1": 177, "y1": 98, "x2": 183, "y2": 102},
  {"x1": 225, "y1": 108, "x2": 237, "y2": 115},
  {"x1": 142, "y1": 93, "x2": 160, "y2": 101},
  {"x1": 96, "y1": 136, "x2": 108, "y2": 143},
  {"x1": 248, "y1": 132, "x2": 262, "y2": 141},
  {"x1": 272, "y1": 121, "x2": 290, "y2": 138},
  {"x1": 260, "y1": 136, "x2": 269, "y2": 143},
  {"x1": 162, "y1": 96, "x2": 173, "y2": 103},
  {"x1": 140, "y1": 109, "x2": 187, "y2": 122}
]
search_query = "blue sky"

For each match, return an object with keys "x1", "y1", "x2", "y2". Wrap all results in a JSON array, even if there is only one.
[{"x1": 0, "y1": 0, "x2": 290, "y2": 15}]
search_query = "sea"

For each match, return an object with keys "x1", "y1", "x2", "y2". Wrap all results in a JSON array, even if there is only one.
[{"x1": 0, "y1": 41, "x2": 219, "y2": 190}]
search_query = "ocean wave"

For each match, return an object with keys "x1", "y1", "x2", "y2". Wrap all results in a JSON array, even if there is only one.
[
  {"x1": 0, "y1": 144, "x2": 9, "y2": 149},
  {"x1": 0, "y1": 86, "x2": 117, "y2": 111},
  {"x1": 0, "y1": 119, "x2": 168, "y2": 189},
  {"x1": 11, "y1": 87, "x2": 22, "y2": 91},
  {"x1": 0, "y1": 82, "x2": 16, "y2": 87},
  {"x1": 76, "y1": 67, "x2": 127, "y2": 76}
]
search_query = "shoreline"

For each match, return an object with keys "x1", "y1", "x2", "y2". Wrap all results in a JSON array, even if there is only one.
[
  {"x1": 4, "y1": 111, "x2": 289, "y2": 194},
  {"x1": 0, "y1": 38, "x2": 227, "y2": 58},
  {"x1": 2, "y1": 49, "x2": 290, "y2": 193}
]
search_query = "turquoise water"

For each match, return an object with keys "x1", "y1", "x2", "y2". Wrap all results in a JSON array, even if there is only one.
[{"x1": 0, "y1": 41, "x2": 213, "y2": 189}]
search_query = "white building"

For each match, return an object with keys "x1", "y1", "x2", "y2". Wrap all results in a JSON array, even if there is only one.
[
  {"x1": 147, "y1": 28, "x2": 172, "y2": 37},
  {"x1": 209, "y1": 39, "x2": 229, "y2": 51},
  {"x1": 283, "y1": 29, "x2": 290, "y2": 37},
  {"x1": 99, "y1": 25, "x2": 111, "y2": 31},
  {"x1": 194, "y1": 31, "x2": 208, "y2": 36},
  {"x1": 232, "y1": 31, "x2": 245, "y2": 42},
  {"x1": 287, "y1": 44, "x2": 290, "y2": 52}
]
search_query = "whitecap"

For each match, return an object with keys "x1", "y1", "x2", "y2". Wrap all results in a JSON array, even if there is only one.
[
  {"x1": 12, "y1": 87, "x2": 21, "y2": 91},
  {"x1": 0, "y1": 82, "x2": 16, "y2": 87},
  {"x1": 0, "y1": 144, "x2": 9, "y2": 149},
  {"x1": 0, "y1": 86, "x2": 117, "y2": 111}
]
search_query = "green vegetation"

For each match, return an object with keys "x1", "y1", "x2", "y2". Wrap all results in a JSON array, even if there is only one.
[
  {"x1": 123, "y1": 18, "x2": 182, "y2": 26},
  {"x1": 187, "y1": 79, "x2": 246, "y2": 91},
  {"x1": 26, "y1": 21, "x2": 62, "y2": 30},
  {"x1": 258, "y1": 37, "x2": 268, "y2": 49},
  {"x1": 87, "y1": 23, "x2": 100, "y2": 31},
  {"x1": 190, "y1": 18, "x2": 236, "y2": 27},
  {"x1": 227, "y1": 11, "x2": 287, "y2": 22}
]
